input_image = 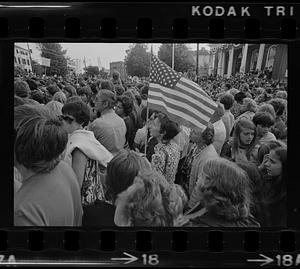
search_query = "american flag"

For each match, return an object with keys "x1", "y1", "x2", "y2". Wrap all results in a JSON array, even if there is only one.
[{"x1": 148, "y1": 55, "x2": 218, "y2": 131}]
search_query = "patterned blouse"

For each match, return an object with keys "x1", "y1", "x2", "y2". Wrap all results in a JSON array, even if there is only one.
[
  {"x1": 81, "y1": 158, "x2": 107, "y2": 207},
  {"x1": 151, "y1": 140, "x2": 181, "y2": 184}
]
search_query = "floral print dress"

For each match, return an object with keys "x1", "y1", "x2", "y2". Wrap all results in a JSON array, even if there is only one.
[
  {"x1": 151, "y1": 141, "x2": 180, "y2": 184},
  {"x1": 81, "y1": 158, "x2": 107, "y2": 207}
]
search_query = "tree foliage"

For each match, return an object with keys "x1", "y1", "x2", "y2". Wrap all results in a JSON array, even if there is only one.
[
  {"x1": 124, "y1": 44, "x2": 150, "y2": 77},
  {"x1": 38, "y1": 43, "x2": 68, "y2": 77},
  {"x1": 157, "y1": 44, "x2": 196, "y2": 73},
  {"x1": 84, "y1": 66, "x2": 100, "y2": 77}
]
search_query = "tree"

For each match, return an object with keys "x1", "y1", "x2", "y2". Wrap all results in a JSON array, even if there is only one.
[
  {"x1": 38, "y1": 43, "x2": 68, "y2": 77},
  {"x1": 157, "y1": 44, "x2": 195, "y2": 73},
  {"x1": 124, "y1": 44, "x2": 150, "y2": 77},
  {"x1": 84, "y1": 66, "x2": 100, "y2": 77}
]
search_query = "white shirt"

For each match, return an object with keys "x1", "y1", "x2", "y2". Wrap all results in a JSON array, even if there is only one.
[{"x1": 212, "y1": 119, "x2": 227, "y2": 155}]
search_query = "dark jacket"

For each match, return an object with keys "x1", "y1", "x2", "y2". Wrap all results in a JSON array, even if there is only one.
[{"x1": 82, "y1": 200, "x2": 116, "y2": 227}]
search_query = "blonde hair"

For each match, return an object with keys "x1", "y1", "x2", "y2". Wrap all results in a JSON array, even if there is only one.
[
  {"x1": 46, "y1": 101, "x2": 63, "y2": 117},
  {"x1": 197, "y1": 158, "x2": 251, "y2": 221},
  {"x1": 114, "y1": 169, "x2": 185, "y2": 226},
  {"x1": 53, "y1": 91, "x2": 67, "y2": 104}
]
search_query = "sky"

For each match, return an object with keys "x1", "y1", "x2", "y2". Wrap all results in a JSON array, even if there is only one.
[{"x1": 17, "y1": 42, "x2": 210, "y2": 70}]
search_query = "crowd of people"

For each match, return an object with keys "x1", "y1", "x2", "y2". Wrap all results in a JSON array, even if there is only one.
[{"x1": 14, "y1": 69, "x2": 287, "y2": 227}]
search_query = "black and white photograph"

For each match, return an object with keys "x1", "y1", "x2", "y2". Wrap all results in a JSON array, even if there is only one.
[{"x1": 14, "y1": 42, "x2": 287, "y2": 227}]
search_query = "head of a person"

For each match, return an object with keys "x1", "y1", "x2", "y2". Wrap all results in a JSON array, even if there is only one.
[
  {"x1": 150, "y1": 113, "x2": 180, "y2": 144},
  {"x1": 268, "y1": 98, "x2": 286, "y2": 118},
  {"x1": 112, "y1": 71, "x2": 120, "y2": 82},
  {"x1": 240, "y1": 83, "x2": 249, "y2": 93},
  {"x1": 90, "y1": 82, "x2": 99, "y2": 95},
  {"x1": 61, "y1": 100, "x2": 91, "y2": 134},
  {"x1": 190, "y1": 123, "x2": 214, "y2": 146},
  {"x1": 275, "y1": 90, "x2": 287, "y2": 100},
  {"x1": 114, "y1": 85, "x2": 125, "y2": 96},
  {"x1": 100, "y1": 80, "x2": 115, "y2": 92},
  {"x1": 233, "y1": 119, "x2": 257, "y2": 157},
  {"x1": 46, "y1": 85, "x2": 60, "y2": 96},
  {"x1": 115, "y1": 95, "x2": 133, "y2": 117},
  {"x1": 257, "y1": 103, "x2": 276, "y2": 119},
  {"x1": 95, "y1": 89, "x2": 116, "y2": 114},
  {"x1": 265, "y1": 146, "x2": 287, "y2": 180},
  {"x1": 46, "y1": 100, "x2": 63, "y2": 118},
  {"x1": 14, "y1": 116, "x2": 68, "y2": 174},
  {"x1": 53, "y1": 91, "x2": 67, "y2": 104},
  {"x1": 123, "y1": 90, "x2": 137, "y2": 105},
  {"x1": 26, "y1": 79, "x2": 38, "y2": 91},
  {"x1": 30, "y1": 90, "x2": 45, "y2": 104},
  {"x1": 14, "y1": 104, "x2": 51, "y2": 130},
  {"x1": 234, "y1": 92, "x2": 247, "y2": 104},
  {"x1": 225, "y1": 83, "x2": 231, "y2": 91},
  {"x1": 77, "y1": 85, "x2": 92, "y2": 103},
  {"x1": 242, "y1": 98, "x2": 257, "y2": 113},
  {"x1": 114, "y1": 169, "x2": 184, "y2": 227},
  {"x1": 252, "y1": 111, "x2": 275, "y2": 137},
  {"x1": 196, "y1": 158, "x2": 251, "y2": 221},
  {"x1": 219, "y1": 93, "x2": 234, "y2": 110},
  {"x1": 14, "y1": 80, "x2": 31, "y2": 98},
  {"x1": 105, "y1": 149, "x2": 152, "y2": 204},
  {"x1": 66, "y1": 95, "x2": 82, "y2": 104},
  {"x1": 63, "y1": 85, "x2": 77, "y2": 98},
  {"x1": 257, "y1": 140, "x2": 286, "y2": 165}
]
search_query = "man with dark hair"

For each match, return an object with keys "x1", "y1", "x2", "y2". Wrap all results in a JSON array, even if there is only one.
[
  {"x1": 231, "y1": 91, "x2": 247, "y2": 118},
  {"x1": 220, "y1": 93, "x2": 235, "y2": 142},
  {"x1": 252, "y1": 111, "x2": 276, "y2": 144},
  {"x1": 100, "y1": 80, "x2": 115, "y2": 92},
  {"x1": 89, "y1": 90, "x2": 126, "y2": 155}
]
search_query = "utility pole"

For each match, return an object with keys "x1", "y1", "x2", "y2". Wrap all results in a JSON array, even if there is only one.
[
  {"x1": 27, "y1": 43, "x2": 33, "y2": 73},
  {"x1": 172, "y1": 43, "x2": 175, "y2": 70}
]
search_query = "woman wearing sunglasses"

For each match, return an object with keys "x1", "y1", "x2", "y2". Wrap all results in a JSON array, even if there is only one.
[{"x1": 61, "y1": 101, "x2": 113, "y2": 207}]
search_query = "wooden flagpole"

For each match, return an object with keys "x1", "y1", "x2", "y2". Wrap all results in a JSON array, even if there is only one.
[{"x1": 144, "y1": 45, "x2": 153, "y2": 155}]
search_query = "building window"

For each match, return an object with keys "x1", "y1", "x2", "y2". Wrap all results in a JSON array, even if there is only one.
[
  {"x1": 14, "y1": 57, "x2": 17, "y2": 64},
  {"x1": 266, "y1": 45, "x2": 277, "y2": 71},
  {"x1": 22, "y1": 59, "x2": 26, "y2": 65},
  {"x1": 18, "y1": 58, "x2": 21, "y2": 64},
  {"x1": 27, "y1": 59, "x2": 30, "y2": 65},
  {"x1": 250, "y1": 49, "x2": 259, "y2": 71},
  {"x1": 16, "y1": 49, "x2": 19, "y2": 53}
]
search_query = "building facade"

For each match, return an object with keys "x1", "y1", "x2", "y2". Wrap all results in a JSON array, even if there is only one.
[
  {"x1": 14, "y1": 45, "x2": 32, "y2": 73},
  {"x1": 208, "y1": 44, "x2": 287, "y2": 80},
  {"x1": 110, "y1": 61, "x2": 127, "y2": 81}
]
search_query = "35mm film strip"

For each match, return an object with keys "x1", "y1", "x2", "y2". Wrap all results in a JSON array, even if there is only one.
[{"x1": 1, "y1": 1, "x2": 300, "y2": 267}]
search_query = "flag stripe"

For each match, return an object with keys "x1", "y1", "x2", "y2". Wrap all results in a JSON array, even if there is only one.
[
  {"x1": 175, "y1": 84, "x2": 216, "y2": 114},
  {"x1": 181, "y1": 77, "x2": 211, "y2": 99},
  {"x1": 149, "y1": 83, "x2": 214, "y2": 119},
  {"x1": 148, "y1": 98, "x2": 207, "y2": 130},
  {"x1": 177, "y1": 79, "x2": 217, "y2": 111},
  {"x1": 148, "y1": 92, "x2": 210, "y2": 125}
]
